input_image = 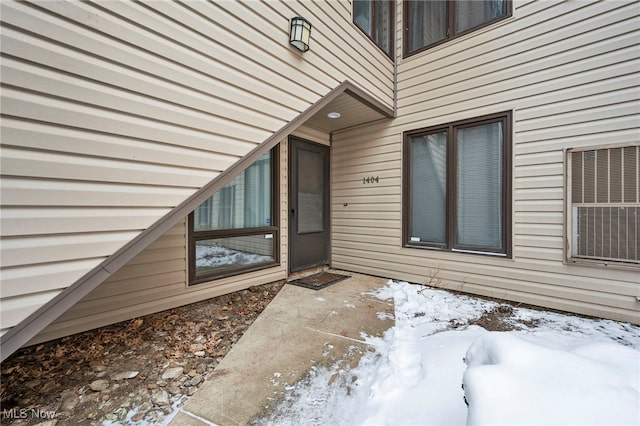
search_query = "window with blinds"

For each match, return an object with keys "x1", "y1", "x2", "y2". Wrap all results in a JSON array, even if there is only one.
[
  {"x1": 403, "y1": 111, "x2": 512, "y2": 257},
  {"x1": 353, "y1": 0, "x2": 395, "y2": 58},
  {"x1": 568, "y1": 145, "x2": 639, "y2": 265},
  {"x1": 189, "y1": 149, "x2": 279, "y2": 284},
  {"x1": 404, "y1": 0, "x2": 511, "y2": 57}
]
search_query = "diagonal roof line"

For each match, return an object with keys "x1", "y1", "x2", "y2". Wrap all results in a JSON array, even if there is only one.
[{"x1": 0, "y1": 80, "x2": 394, "y2": 361}]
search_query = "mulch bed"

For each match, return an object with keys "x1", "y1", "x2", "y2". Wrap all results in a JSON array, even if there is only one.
[{"x1": 0, "y1": 281, "x2": 284, "y2": 425}]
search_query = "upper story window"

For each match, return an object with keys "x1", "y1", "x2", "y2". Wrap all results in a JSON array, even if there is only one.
[
  {"x1": 404, "y1": 0, "x2": 511, "y2": 57},
  {"x1": 354, "y1": 0, "x2": 395, "y2": 58}
]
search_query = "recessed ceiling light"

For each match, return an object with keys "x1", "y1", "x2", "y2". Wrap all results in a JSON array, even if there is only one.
[{"x1": 327, "y1": 112, "x2": 341, "y2": 119}]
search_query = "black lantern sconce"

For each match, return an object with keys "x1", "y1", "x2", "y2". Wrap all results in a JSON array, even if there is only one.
[{"x1": 289, "y1": 17, "x2": 311, "y2": 52}]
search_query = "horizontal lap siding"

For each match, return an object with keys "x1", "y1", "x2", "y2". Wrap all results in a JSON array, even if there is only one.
[
  {"x1": 0, "y1": 0, "x2": 393, "y2": 338},
  {"x1": 33, "y1": 139, "x2": 292, "y2": 343},
  {"x1": 31, "y1": 219, "x2": 284, "y2": 344},
  {"x1": 332, "y1": 0, "x2": 640, "y2": 323}
]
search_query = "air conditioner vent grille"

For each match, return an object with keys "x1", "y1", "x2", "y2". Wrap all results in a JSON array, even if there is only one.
[{"x1": 569, "y1": 145, "x2": 639, "y2": 264}]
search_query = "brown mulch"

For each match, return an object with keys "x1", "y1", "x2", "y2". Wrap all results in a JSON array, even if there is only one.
[{"x1": 0, "y1": 281, "x2": 285, "y2": 425}]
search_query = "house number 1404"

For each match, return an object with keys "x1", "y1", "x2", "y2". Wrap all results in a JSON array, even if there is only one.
[{"x1": 363, "y1": 176, "x2": 379, "y2": 184}]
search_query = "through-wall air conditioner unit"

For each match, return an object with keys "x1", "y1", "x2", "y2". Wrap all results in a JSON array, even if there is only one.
[{"x1": 566, "y1": 144, "x2": 639, "y2": 266}]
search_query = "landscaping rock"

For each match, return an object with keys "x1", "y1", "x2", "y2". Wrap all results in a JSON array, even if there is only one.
[
  {"x1": 151, "y1": 389, "x2": 170, "y2": 406},
  {"x1": 60, "y1": 390, "x2": 79, "y2": 411},
  {"x1": 161, "y1": 367, "x2": 183, "y2": 381},
  {"x1": 112, "y1": 371, "x2": 139, "y2": 381},
  {"x1": 89, "y1": 379, "x2": 109, "y2": 392},
  {"x1": 34, "y1": 421, "x2": 57, "y2": 426},
  {"x1": 131, "y1": 411, "x2": 146, "y2": 422},
  {"x1": 0, "y1": 281, "x2": 284, "y2": 425},
  {"x1": 138, "y1": 401, "x2": 152, "y2": 412},
  {"x1": 189, "y1": 375, "x2": 203, "y2": 387},
  {"x1": 166, "y1": 383, "x2": 181, "y2": 395}
]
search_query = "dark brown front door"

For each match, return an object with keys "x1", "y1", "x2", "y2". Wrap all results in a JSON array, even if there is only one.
[{"x1": 289, "y1": 137, "x2": 330, "y2": 272}]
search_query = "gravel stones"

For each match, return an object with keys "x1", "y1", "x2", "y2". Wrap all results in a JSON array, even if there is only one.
[
  {"x1": 161, "y1": 366, "x2": 184, "y2": 381},
  {"x1": 0, "y1": 281, "x2": 284, "y2": 425},
  {"x1": 131, "y1": 411, "x2": 146, "y2": 422},
  {"x1": 150, "y1": 389, "x2": 170, "y2": 406},
  {"x1": 60, "y1": 390, "x2": 79, "y2": 411},
  {"x1": 188, "y1": 374, "x2": 204, "y2": 387},
  {"x1": 89, "y1": 379, "x2": 110, "y2": 392},
  {"x1": 112, "y1": 371, "x2": 139, "y2": 381}
]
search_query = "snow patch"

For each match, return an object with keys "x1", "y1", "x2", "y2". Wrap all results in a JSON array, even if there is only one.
[
  {"x1": 463, "y1": 332, "x2": 640, "y2": 425},
  {"x1": 196, "y1": 245, "x2": 271, "y2": 268},
  {"x1": 261, "y1": 280, "x2": 640, "y2": 425}
]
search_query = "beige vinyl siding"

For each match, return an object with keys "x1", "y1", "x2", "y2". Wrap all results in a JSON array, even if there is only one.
[
  {"x1": 293, "y1": 126, "x2": 332, "y2": 146},
  {"x1": 331, "y1": 0, "x2": 640, "y2": 324},
  {"x1": 32, "y1": 138, "x2": 294, "y2": 343},
  {"x1": 0, "y1": 0, "x2": 393, "y2": 336}
]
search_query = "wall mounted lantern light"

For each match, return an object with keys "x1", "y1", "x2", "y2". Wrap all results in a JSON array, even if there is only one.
[{"x1": 289, "y1": 17, "x2": 311, "y2": 52}]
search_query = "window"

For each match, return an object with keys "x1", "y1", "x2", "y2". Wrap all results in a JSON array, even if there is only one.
[
  {"x1": 354, "y1": 0, "x2": 395, "y2": 58},
  {"x1": 404, "y1": 0, "x2": 511, "y2": 56},
  {"x1": 567, "y1": 145, "x2": 639, "y2": 266},
  {"x1": 403, "y1": 112, "x2": 512, "y2": 256},
  {"x1": 189, "y1": 149, "x2": 279, "y2": 284}
]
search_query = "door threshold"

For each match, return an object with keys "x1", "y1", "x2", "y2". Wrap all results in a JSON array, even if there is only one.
[{"x1": 287, "y1": 265, "x2": 329, "y2": 282}]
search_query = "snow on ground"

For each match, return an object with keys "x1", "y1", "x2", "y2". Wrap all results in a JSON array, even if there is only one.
[
  {"x1": 196, "y1": 245, "x2": 272, "y2": 268},
  {"x1": 260, "y1": 280, "x2": 640, "y2": 426},
  {"x1": 464, "y1": 333, "x2": 639, "y2": 425}
]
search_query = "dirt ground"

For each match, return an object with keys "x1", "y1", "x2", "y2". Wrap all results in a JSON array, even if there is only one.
[{"x1": 0, "y1": 281, "x2": 285, "y2": 425}]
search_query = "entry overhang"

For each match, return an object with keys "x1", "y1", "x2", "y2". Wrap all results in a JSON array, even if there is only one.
[
  {"x1": 0, "y1": 81, "x2": 394, "y2": 361},
  {"x1": 304, "y1": 89, "x2": 392, "y2": 133}
]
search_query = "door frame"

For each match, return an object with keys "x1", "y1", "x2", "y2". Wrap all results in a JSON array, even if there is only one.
[{"x1": 288, "y1": 136, "x2": 331, "y2": 273}]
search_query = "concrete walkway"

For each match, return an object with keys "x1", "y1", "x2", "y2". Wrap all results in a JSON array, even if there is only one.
[{"x1": 170, "y1": 271, "x2": 394, "y2": 425}]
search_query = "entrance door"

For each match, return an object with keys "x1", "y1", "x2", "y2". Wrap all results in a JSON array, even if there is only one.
[{"x1": 289, "y1": 137, "x2": 330, "y2": 272}]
